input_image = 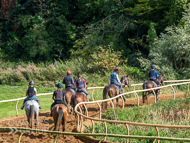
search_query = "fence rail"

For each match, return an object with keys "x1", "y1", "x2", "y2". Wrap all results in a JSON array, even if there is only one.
[
  {"x1": 1, "y1": 79, "x2": 190, "y2": 143},
  {"x1": 74, "y1": 81, "x2": 190, "y2": 143},
  {"x1": 0, "y1": 127, "x2": 190, "y2": 143},
  {"x1": 1, "y1": 79, "x2": 190, "y2": 116}
]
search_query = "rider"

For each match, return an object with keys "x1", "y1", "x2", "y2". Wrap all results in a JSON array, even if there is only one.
[
  {"x1": 63, "y1": 71, "x2": 76, "y2": 90},
  {"x1": 110, "y1": 67, "x2": 123, "y2": 94},
  {"x1": 75, "y1": 73, "x2": 89, "y2": 101},
  {"x1": 50, "y1": 82, "x2": 67, "y2": 117},
  {"x1": 149, "y1": 65, "x2": 161, "y2": 92},
  {"x1": 21, "y1": 81, "x2": 41, "y2": 110}
]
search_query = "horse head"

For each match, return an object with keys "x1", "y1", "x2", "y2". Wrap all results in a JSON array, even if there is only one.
[
  {"x1": 121, "y1": 75, "x2": 131, "y2": 87},
  {"x1": 86, "y1": 82, "x2": 88, "y2": 90}
]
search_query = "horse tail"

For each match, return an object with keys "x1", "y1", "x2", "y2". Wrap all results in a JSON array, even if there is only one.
[
  {"x1": 58, "y1": 107, "x2": 63, "y2": 122},
  {"x1": 103, "y1": 86, "x2": 109, "y2": 100},
  {"x1": 73, "y1": 95, "x2": 77, "y2": 112},
  {"x1": 29, "y1": 105, "x2": 34, "y2": 119},
  {"x1": 143, "y1": 82, "x2": 147, "y2": 96},
  {"x1": 29, "y1": 105, "x2": 34, "y2": 127}
]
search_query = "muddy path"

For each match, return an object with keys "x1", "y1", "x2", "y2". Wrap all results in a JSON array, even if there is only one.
[{"x1": 0, "y1": 92, "x2": 185, "y2": 143}]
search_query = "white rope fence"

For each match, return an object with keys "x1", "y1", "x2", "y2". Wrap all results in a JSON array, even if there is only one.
[
  {"x1": 0, "y1": 79, "x2": 190, "y2": 116},
  {"x1": 74, "y1": 81, "x2": 190, "y2": 143},
  {"x1": 0, "y1": 79, "x2": 190, "y2": 142}
]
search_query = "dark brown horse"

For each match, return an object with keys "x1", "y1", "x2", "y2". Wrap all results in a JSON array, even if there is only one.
[
  {"x1": 52, "y1": 104, "x2": 67, "y2": 137},
  {"x1": 71, "y1": 84, "x2": 88, "y2": 116},
  {"x1": 102, "y1": 76, "x2": 131, "y2": 109},
  {"x1": 142, "y1": 75, "x2": 164, "y2": 103},
  {"x1": 63, "y1": 86, "x2": 76, "y2": 116}
]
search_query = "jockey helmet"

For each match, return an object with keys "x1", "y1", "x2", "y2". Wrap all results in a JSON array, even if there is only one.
[
  {"x1": 29, "y1": 81, "x2": 34, "y2": 85},
  {"x1": 67, "y1": 71, "x2": 71, "y2": 75},
  {"x1": 114, "y1": 67, "x2": 119, "y2": 72},
  {"x1": 151, "y1": 65, "x2": 155, "y2": 69},
  {"x1": 57, "y1": 82, "x2": 62, "y2": 88},
  {"x1": 78, "y1": 73, "x2": 82, "y2": 77}
]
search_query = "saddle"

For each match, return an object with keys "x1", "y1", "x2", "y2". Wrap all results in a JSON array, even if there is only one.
[
  {"x1": 76, "y1": 91, "x2": 86, "y2": 96},
  {"x1": 144, "y1": 81, "x2": 157, "y2": 88},
  {"x1": 69, "y1": 88, "x2": 76, "y2": 94}
]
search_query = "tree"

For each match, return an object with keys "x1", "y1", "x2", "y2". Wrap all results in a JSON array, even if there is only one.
[{"x1": 138, "y1": 3, "x2": 190, "y2": 79}]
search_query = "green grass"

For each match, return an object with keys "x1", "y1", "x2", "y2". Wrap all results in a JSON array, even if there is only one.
[
  {"x1": 0, "y1": 84, "x2": 55, "y2": 119},
  {"x1": 84, "y1": 92, "x2": 190, "y2": 143},
  {"x1": 0, "y1": 81, "x2": 188, "y2": 119}
]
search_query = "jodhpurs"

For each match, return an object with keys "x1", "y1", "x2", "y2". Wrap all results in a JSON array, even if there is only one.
[{"x1": 77, "y1": 88, "x2": 88, "y2": 99}]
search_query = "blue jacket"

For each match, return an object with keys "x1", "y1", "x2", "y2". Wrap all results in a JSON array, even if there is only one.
[
  {"x1": 149, "y1": 70, "x2": 158, "y2": 79},
  {"x1": 110, "y1": 72, "x2": 118, "y2": 83}
]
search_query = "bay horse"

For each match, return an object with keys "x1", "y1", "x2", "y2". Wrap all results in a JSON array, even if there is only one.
[
  {"x1": 63, "y1": 85, "x2": 76, "y2": 116},
  {"x1": 142, "y1": 75, "x2": 164, "y2": 103},
  {"x1": 102, "y1": 76, "x2": 131, "y2": 109},
  {"x1": 24, "y1": 100, "x2": 39, "y2": 128},
  {"x1": 52, "y1": 104, "x2": 67, "y2": 137},
  {"x1": 71, "y1": 84, "x2": 88, "y2": 116}
]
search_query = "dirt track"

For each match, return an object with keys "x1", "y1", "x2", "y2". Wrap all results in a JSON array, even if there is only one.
[{"x1": 0, "y1": 92, "x2": 185, "y2": 143}]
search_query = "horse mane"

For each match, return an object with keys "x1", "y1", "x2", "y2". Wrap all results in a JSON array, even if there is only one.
[
  {"x1": 120, "y1": 76, "x2": 125, "y2": 83},
  {"x1": 158, "y1": 75, "x2": 163, "y2": 81}
]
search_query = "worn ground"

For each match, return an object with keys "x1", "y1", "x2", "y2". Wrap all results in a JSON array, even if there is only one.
[{"x1": 0, "y1": 92, "x2": 185, "y2": 143}]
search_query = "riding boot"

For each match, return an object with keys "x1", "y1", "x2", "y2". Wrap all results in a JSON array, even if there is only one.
[
  {"x1": 119, "y1": 87, "x2": 123, "y2": 94},
  {"x1": 37, "y1": 100, "x2": 42, "y2": 109},
  {"x1": 21, "y1": 105, "x2": 24, "y2": 110}
]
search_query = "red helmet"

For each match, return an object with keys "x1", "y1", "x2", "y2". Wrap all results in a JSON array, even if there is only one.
[
  {"x1": 114, "y1": 67, "x2": 119, "y2": 72},
  {"x1": 67, "y1": 71, "x2": 71, "y2": 75}
]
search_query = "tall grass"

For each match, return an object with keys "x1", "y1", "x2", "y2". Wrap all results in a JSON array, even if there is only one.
[
  {"x1": 84, "y1": 92, "x2": 190, "y2": 142},
  {"x1": 0, "y1": 58, "x2": 148, "y2": 86}
]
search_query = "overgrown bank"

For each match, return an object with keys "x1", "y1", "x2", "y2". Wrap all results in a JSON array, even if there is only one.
[
  {"x1": 0, "y1": 58, "x2": 146, "y2": 86},
  {"x1": 84, "y1": 93, "x2": 190, "y2": 143}
]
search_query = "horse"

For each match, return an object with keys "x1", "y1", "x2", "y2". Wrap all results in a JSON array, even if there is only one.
[
  {"x1": 71, "y1": 84, "x2": 88, "y2": 117},
  {"x1": 63, "y1": 86, "x2": 76, "y2": 116},
  {"x1": 102, "y1": 76, "x2": 131, "y2": 109},
  {"x1": 142, "y1": 75, "x2": 164, "y2": 103},
  {"x1": 52, "y1": 104, "x2": 67, "y2": 137},
  {"x1": 24, "y1": 100, "x2": 39, "y2": 128}
]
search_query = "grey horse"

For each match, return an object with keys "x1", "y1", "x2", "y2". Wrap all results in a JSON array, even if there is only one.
[{"x1": 24, "y1": 100, "x2": 39, "y2": 128}]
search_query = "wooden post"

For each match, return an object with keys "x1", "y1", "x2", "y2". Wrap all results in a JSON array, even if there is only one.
[
  {"x1": 104, "y1": 122, "x2": 107, "y2": 141},
  {"x1": 16, "y1": 100, "x2": 19, "y2": 116},
  {"x1": 92, "y1": 89, "x2": 95, "y2": 101},
  {"x1": 97, "y1": 102, "x2": 102, "y2": 119},
  {"x1": 91, "y1": 120, "x2": 94, "y2": 133},
  {"x1": 125, "y1": 124, "x2": 129, "y2": 143}
]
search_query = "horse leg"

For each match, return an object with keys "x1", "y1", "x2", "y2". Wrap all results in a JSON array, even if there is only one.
[
  {"x1": 67, "y1": 102, "x2": 70, "y2": 116},
  {"x1": 62, "y1": 109, "x2": 67, "y2": 139},
  {"x1": 122, "y1": 95, "x2": 126, "y2": 102},
  {"x1": 142, "y1": 91, "x2": 147, "y2": 104},
  {"x1": 116, "y1": 97, "x2": 119, "y2": 107},
  {"x1": 156, "y1": 91, "x2": 158, "y2": 101},
  {"x1": 34, "y1": 113, "x2": 37, "y2": 129}
]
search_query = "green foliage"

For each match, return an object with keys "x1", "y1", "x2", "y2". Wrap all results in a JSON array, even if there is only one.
[
  {"x1": 147, "y1": 22, "x2": 157, "y2": 47},
  {"x1": 138, "y1": 4, "x2": 190, "y2": 79},
  {"x1": 89, "y1": 44, "x2": 123, "y2": 73},
  {"x1": 85, "y1": 95, "x2": 190, "y2": 142}
]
